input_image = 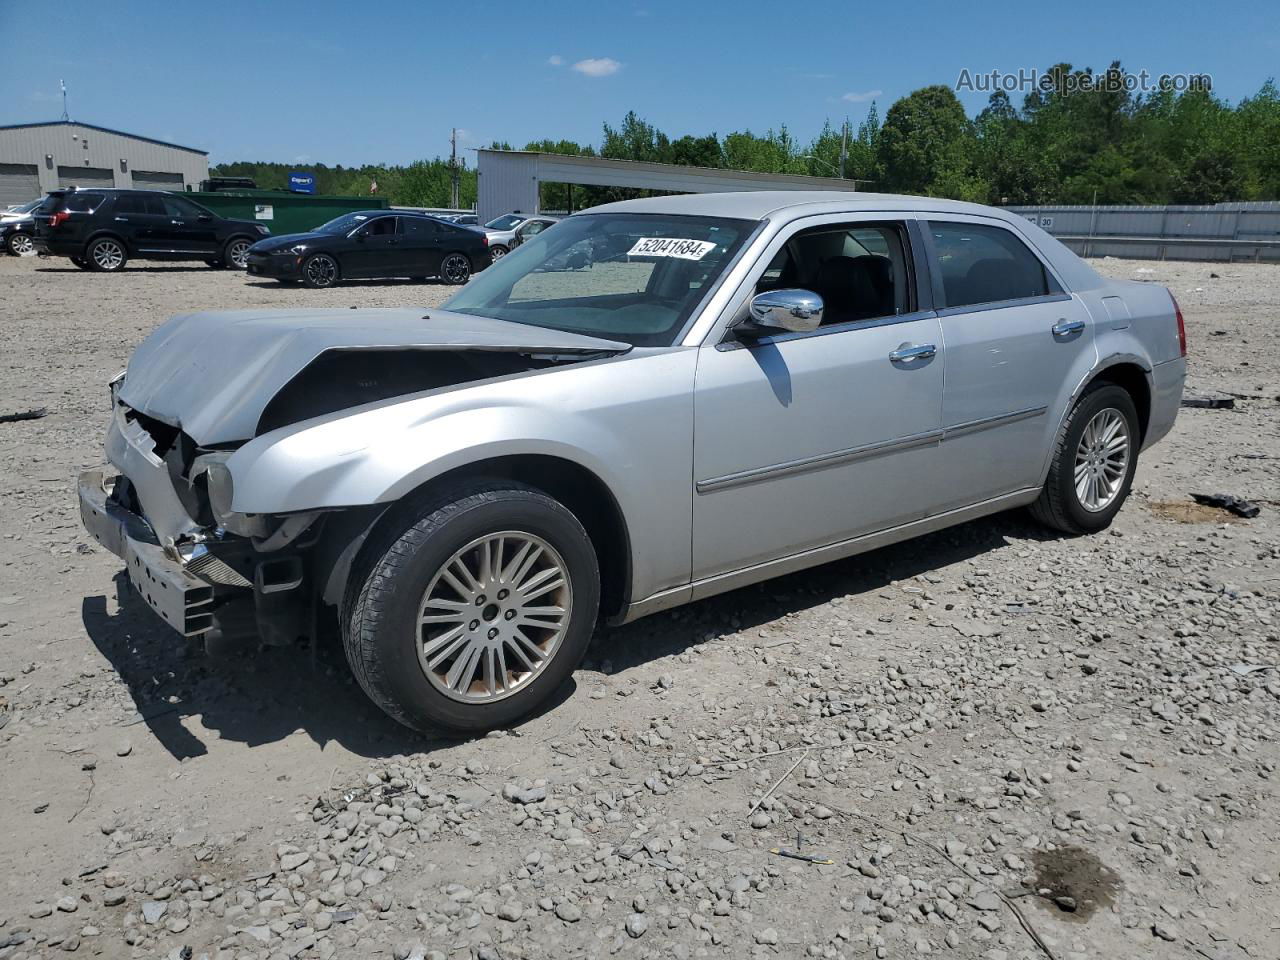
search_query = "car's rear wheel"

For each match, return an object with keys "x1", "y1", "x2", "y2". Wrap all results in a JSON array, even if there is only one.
[
  {"x1": 441, "y1": 252, "x2": 471, "y2": 284},
  {"x1": 6, "y1": 232, "x2": 34, "y2": 256},
  {"x1": 489, "y1": 244, "x2": 508, "y2": 261},
  {"x1": 343, "y1": 480, "x2": 600, "y2": 733},
  {"x1": 87, "y1": 237, "x2": 127, "y2": 272},
  {"x1": 1030, "y1": 383, "x2": 1140, "y2": 534},
  {"x1": 224, "y1": 237, "x2": 252, "y2": 270},
  {"x1": 301, "y1": 252, "x2": 339, "y2": 288}
]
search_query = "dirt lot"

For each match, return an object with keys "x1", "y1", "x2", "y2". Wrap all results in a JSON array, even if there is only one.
[{"x1": 0, "y1": 253, "x2": 1276, "y2": 960}]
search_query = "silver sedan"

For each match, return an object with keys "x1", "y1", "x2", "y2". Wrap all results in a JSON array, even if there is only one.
[{"x1": 79, "y1": 191, "x2": 1186, "y2": 733}]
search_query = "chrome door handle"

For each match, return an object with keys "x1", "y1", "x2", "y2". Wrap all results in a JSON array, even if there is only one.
[
  {"x1": 114, "y1": 216, "x2": 129, "y2": 222},
  {"x1": 171, "y1": 220, "x2": 184, "y2": 225},
  {"x1": 1052, "y1": 318, "x2": 1085, "y2": 336},
  {"x1": 889, "y1": 343, "x2": 937, "y2": 362}
]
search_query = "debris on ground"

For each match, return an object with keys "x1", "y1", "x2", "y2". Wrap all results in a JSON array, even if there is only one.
[
  {"x1": 1191, "y1": 492, "x2": 1263, "y2": 518},
  {"x1": 0, "y1": 407, "x2": 47, "y2": 424}
]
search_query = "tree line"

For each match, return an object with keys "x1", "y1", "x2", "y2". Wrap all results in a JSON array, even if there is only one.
[{"x1": 212, "y1": 62, "x2": 1280, "y2": 209}]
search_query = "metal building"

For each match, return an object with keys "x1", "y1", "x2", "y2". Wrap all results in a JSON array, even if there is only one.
[
  {"x1": 0, "y1": 121, "x2": 209, "y2": 207},
  {"x1": 476, "y1": 149, "x2": 850, "y2": 223}
]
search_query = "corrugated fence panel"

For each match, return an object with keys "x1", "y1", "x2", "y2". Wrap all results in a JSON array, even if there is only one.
[{"x1": 1007, "y1": 203, "x2": 1280, "y2": 263}]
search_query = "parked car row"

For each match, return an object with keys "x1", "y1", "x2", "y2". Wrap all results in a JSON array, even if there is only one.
[{"x1": 19, "y1": 187, "x2": 550, "y2": 288}]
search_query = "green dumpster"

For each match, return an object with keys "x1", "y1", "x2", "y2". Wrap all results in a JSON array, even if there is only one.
[{"x1": 184, "y1": 190, "x2": 390, "y2": 237}]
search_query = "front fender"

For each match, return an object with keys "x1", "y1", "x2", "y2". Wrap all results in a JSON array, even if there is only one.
[{"x1": 227, "y1": 403, "x2": 634, "y2": 515}]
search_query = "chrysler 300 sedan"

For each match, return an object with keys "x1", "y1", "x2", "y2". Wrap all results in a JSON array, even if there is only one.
[{"x1": 78, "y1": 192, "x2": 1186, "y2": 732}]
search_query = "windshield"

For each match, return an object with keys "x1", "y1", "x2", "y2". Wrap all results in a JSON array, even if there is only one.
[
  {"x1": 445, "y1": 213, "x2": 754, "y2": 347},
  {"x1": 485, "y1": 214, "x2": 525, "y2": 230},
  {"x1": 314, "y1": 212, "x2": 371, "y2": 234}
]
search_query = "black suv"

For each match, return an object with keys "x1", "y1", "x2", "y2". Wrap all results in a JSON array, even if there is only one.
[{"x1": 34, "y1": 189, "x2": 269, "y2": 272}]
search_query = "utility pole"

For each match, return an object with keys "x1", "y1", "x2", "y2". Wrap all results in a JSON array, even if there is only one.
[
  {"x1": 839, "y1": 119, "x2": 848, "y2": 179},
  {"x1": 449, "y1": 128, "x2": 460, "y2": 210}
]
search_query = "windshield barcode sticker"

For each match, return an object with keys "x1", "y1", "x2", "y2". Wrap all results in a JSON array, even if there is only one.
[{"x1": 627, "y1": 237, "x2": 717, "y2": 260}]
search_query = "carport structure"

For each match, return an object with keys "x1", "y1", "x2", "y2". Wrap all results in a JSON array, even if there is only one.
[{"x1": 475, "y1": 149, "x2": 851, "y2": 222}]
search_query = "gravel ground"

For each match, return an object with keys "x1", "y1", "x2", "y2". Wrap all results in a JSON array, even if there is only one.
[{"x1": 0, "y1": 253, "x2": 1276, "y2": 960}]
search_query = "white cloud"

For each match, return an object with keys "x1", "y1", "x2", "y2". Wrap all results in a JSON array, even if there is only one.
[
  {"x1": 841, "y1": 89, "x2": 882, "y2": 103},
  {"x1": 573, "y1": 57, "x2": 622, "y2": 78},
  {"x1": 547, "y1": 55, "x2": 564, "y2": 66}
]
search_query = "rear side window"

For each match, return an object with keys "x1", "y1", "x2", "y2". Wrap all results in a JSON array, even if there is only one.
[
  {"x1": 928, "y1": 221, "x2": 1054, "y2": 309},
  {"x1": 61, "y1": 193, "x2": 105, "y2": 213},
  {"x1": 402, "y1": 217, "x2": 436, "y2": 237},
  {"x1": 114, "y1": 194, "x2": 165, "y2": 216}
]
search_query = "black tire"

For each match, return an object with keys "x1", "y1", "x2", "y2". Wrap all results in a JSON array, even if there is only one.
[
  {"x1": 71, "y1": 256, "x2": 90, "y2": 269},
  {"x1": 343, "y1": 480, "x2": 600, "y2": 733},
  {"x1": 301, "y1": 252, "x2": 339, "y2": 288},
  {"x1": 223, "y1": 236, "x2": 252, "y2": 270},
  {"x1": 440, "y1": 251, "x2": 471, "y2": 285},
  {"x1": 6, "y1": 232, "x2": 35, "y2": 256},
  {"x1": 489, "y1": 244, "x2": 509, "y2": 261},
  {"x1": 1030, "y1": 383, "x2": 1140, "y2": 534},
  {"x1": 86, "y1": 236, "x2": 127, "y2": 272}
]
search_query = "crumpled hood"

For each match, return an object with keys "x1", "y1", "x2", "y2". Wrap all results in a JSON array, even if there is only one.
[{"x1": 118, "y1": 307, "x2": 629, "y2": 445}]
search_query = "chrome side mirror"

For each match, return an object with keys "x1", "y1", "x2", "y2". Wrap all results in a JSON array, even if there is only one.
[{"x1": 744, "y1": 289, "x2": 823, "y2": 334}]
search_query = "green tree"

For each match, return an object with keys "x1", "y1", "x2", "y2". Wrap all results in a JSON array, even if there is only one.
[{"x1": 876, "y1": 85, "x2": 983, "y2": 198}]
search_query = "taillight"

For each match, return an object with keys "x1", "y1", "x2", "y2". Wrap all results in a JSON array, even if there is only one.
[
  {"x1": 49, "y1": 209, "x2": 70, "y2": 227},
  {"x1": 1170, "y1": 291, "x2": 1187, "y2": 357},
  {"x1": 482, "y1": 235, "x2": 489, "y2": 246}
]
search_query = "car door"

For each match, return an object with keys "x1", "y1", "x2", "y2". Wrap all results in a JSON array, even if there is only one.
[
  {"x1": 109, "y1": 193, "x2": 168, "y2": 252},
  {"x1": 345, "y1": 215, "x2": 401, "y2": 277},
  {"x1": 160, "y1": 195, "x2": 219, "y2": 256},
  {"x1": 692, "y1": 217, "x2": 945, "y2": 582},
  {"x1": 923, "y1": 217, "x2": 1097, "y2": 508},
  {"x1": 399, "y1": 217, "x2": 442, "y2": 277}
]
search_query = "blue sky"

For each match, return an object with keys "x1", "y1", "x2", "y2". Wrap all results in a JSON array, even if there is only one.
[{"x1": 1, "y1": 0, "x2": 1275, "y2": 166}]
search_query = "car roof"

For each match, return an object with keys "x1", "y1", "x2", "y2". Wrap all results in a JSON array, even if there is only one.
[{"x1": 579, "y1": 190, "x2": 1027, "y2": 223}]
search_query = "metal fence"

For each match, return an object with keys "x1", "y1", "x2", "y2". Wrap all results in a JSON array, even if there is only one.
[{"x1": 1006, "y1": 202, "x2": 1280, "y2": 263}]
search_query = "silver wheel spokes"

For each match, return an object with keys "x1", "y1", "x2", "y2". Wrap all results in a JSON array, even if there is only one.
[
  {"x1": 229, "y1": 240, "x2": 250, "y2": 267},
  {"x1": 93, "y1": 240, "x2": 123, "y2": 269},
  {"x1": 12, "y1": 234, "x2": 33, "y2": 254},
  {"x1": 417, "y1": 531, "x2": 571, "y2": 704},
  {"x1": 1073, "y1": 408, "x2": 1130, "y2": 512},
  {"x1": 443, "y1": 254, "x2": 468, "y2": 283},
  {"x1": 307, "y1": 256, "x2": 335, "y2": 285}
]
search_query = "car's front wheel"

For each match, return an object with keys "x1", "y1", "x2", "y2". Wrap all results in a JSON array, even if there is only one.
[
  {"x1": 87, "y1": 237, "x2": 127, "y2": 272},
  {"x1": 224, "y1": 237, "x2": 252, "y2": 270},
  {"x1": 441, "y1": 252, "x2": 471, "y2": 284},
  {"x1": 343, "y1": 481, "x2": 600, "y2": 733},
  {"x1": 1030, "y1": 382, "x2": 1140, "y2": 534},
  {"x1": 301, "y1": 252, "x2": 339, "y2": 288},
  {"x1": 6, "y1": 232, "x2": 34, "y2": 256}
]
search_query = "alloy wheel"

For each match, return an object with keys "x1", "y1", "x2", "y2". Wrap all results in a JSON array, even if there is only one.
[
  {"x1": 441, "y1": 253, "x2": 470, "y2": 284},
  {"x1": 415, "y1": 531, "x2": 572, "y2": 704},
  {"x1": 227, "y1": 239, "x2": 251, "y2": 268},
  {"x1": 305, "y1": 255, "x2": 337, "y2": 287},
  {"x1": 9, "y1": 233, "x2": 34, "y2": 255},
  {"x1": 1073, "y1": 408, "x2": 1130, "y2": 512},
  {"x1": 92, "y1": 239, "x2": 124, "y2": 270},
  {"x1": 490, "y1": 246, "x2": 507, "y2": 261}
]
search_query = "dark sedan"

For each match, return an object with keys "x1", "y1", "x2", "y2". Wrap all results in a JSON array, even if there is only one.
[
  {"x1": 2, "y1": 199, "x2": 47, "y2": 256},
  {"x1": 246, "y1": 210, "x2": 489, "y2": 288}
]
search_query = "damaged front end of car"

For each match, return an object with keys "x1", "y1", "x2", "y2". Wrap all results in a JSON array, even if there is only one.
[{"x1": 78, "y1": 307, "x2": 631, "y2": 649}]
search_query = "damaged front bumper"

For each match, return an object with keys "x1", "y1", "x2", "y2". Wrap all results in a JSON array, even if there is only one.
[{"x1": 79, "y1": 469, "x2": 217, "y2": 636}]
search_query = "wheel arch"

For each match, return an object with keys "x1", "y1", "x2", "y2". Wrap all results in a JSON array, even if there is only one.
[
  {"x1": 84, "y1": 229, "x2": 130, "y2": 254},
  {"x1": 322, "y1": 453, "x2": 633, "y2": 622},
  {"x1": 1084, "y1": 360, "x2": 1152, "y2": 443}
]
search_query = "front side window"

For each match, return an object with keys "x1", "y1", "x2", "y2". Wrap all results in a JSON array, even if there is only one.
[
  {"x1": 756, "y1": 222, "x2": 912, "y2": 325},
  {"x1": 360, "y1": 216, "x2": 398, "y2": 237},
  {"x1": 446, "y1": 213, "x2": 752, "y2": 347},
  {"x1": 928, "y1": 221, "x2": 1053, "y2": 308}
]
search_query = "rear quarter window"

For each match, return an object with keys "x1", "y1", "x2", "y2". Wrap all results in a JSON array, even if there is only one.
[{"x1": 61, "y1": 193, "x2": 105, "y2": 213}]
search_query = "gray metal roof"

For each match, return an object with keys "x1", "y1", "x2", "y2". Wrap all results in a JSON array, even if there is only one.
[
  {"x1": 0, "y1": 120, "x2": 207, "y2": 155},
  {"x1": 581, "y1": 190, "x2": 1015, "y2": 223}
]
